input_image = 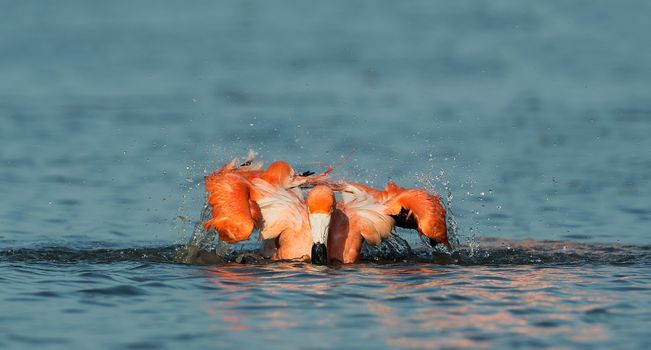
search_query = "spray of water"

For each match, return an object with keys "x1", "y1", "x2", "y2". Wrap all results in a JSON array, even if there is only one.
[{"x1": 414, "y1": 169, "x2": 471, "y2": 254}]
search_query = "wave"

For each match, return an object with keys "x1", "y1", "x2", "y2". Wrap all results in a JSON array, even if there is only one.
[{"x1": 2, "y1": 237, "x2": 650, "y2": 266}]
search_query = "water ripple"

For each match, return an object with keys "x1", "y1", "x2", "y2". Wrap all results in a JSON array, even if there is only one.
[
  {"x1": 2, "y1": 238, "x2": 649, "y2": 267},
  {"x1": 79, "y1": 285, "x2": 148, "y2": 297}
]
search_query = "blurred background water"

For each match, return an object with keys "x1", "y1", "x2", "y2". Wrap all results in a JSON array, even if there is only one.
[{"x1": 1, "y1": 1, "x2": 650, "y2": 349}]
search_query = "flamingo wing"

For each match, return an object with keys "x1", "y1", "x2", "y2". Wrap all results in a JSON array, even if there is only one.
[
  {"x1": 339, "y1": 185, "x2": 395, "y2": 245},
  {"x1": 204, "y1": 173, "x2": 259, "y2": 243},
  {"x1": 384, "y1": 189, "x2": 449, "y2": 248}
]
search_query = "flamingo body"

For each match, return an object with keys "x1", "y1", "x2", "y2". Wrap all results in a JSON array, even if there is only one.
[{"x1": 203, "y1": 154, "x2": 449, "y2": 264}]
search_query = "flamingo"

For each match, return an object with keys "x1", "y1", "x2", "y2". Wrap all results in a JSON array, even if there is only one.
[{"x1": 202, "y1": 153, "x2": 449, "y2": 264}]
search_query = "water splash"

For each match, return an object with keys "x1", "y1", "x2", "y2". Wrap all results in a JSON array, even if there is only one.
[
  {"x1": 361, "y1": 234, "x2": 413, "y2": 262},
  {"x1": 416, "y1": 169, "x2": 466, "y2": 253},
  {"x1": 174, "y1": 204, "x2": 231, "y2": 264},
  {"x1": 174, "y1": 158, "x2": 205, "y2": 246}
]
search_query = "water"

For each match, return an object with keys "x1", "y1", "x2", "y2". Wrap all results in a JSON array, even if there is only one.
[{"x1": 2, "y1": 1, "x2": 651, "y2": 349}]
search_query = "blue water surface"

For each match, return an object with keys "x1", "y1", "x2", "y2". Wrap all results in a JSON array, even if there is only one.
[{"x1": 1, "y1": 1, "x2": 651, "y2": 349}]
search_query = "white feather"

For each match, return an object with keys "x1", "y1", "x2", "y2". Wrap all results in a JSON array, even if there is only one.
[
  {"x1": 251, "y1": 179, "x2": 307, "y2": 240},
  {"x1": 340, "y1": 184, "x2": 394, "y2": 244}
]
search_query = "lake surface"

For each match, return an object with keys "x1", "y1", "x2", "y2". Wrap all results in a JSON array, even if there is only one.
[{"x1": 1, "y1": 1, "x2": 651, "y2": 349}]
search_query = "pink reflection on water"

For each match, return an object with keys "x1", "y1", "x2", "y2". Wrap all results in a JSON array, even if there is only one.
[
  {"x1": 357, "y1": 265, "x2": 614, "y2": 348},
  {"x1": 194, "y1": 262, "x2": 618, "y2": 347},
  {"x1": 201, "y1": 263, "x2": 314, "y2": 332}
]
